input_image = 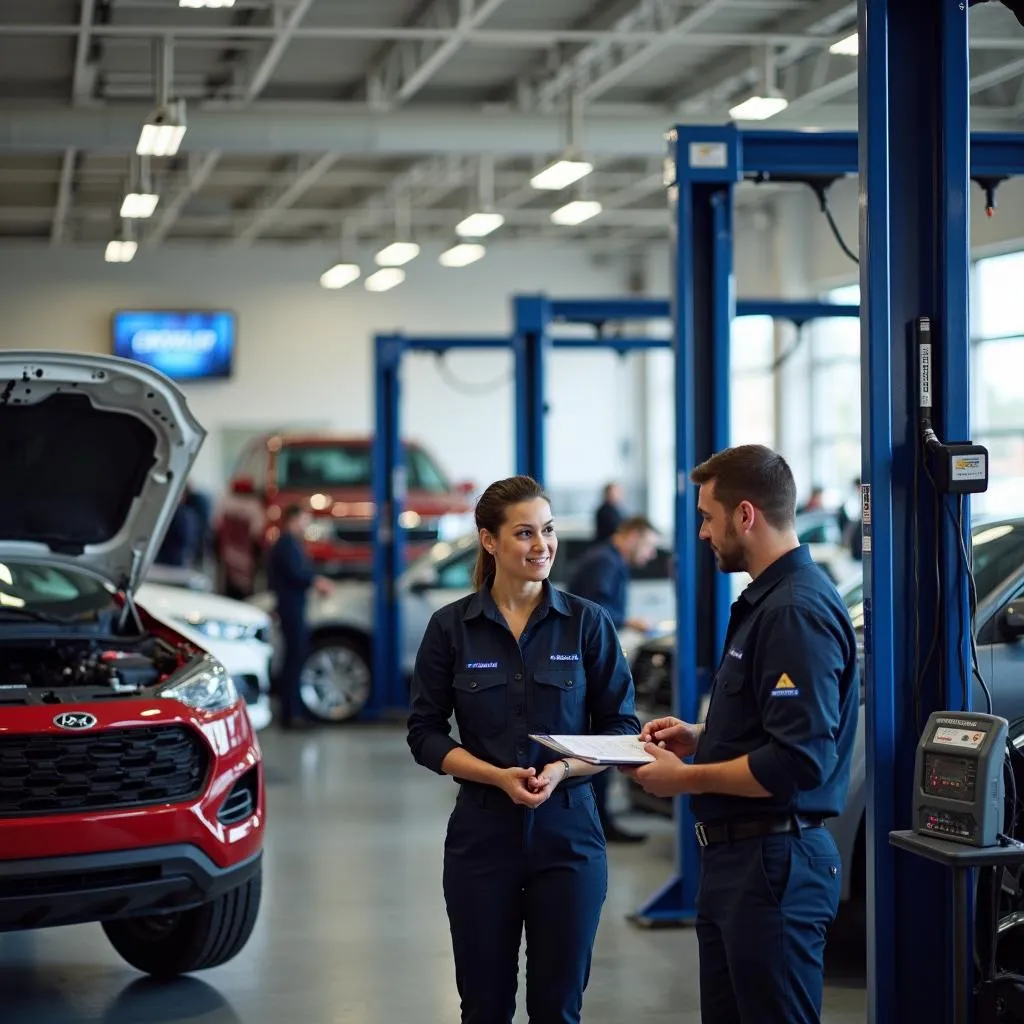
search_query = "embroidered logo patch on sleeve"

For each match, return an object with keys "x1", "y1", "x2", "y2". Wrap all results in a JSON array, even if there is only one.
[{"x1": 770, "y1": 672, "x2": 800, "y2": 698}]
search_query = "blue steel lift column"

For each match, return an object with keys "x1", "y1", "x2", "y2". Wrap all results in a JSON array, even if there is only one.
[
  {"x1": 369, "y1": 332, "x2": 519, "y2": 719},
  {"x1": 860, "y1": 2, "x2": 973, "y2": 1021},
  {"x1": 646, "y1": 120, "x2": 1024, "y2": 955}
]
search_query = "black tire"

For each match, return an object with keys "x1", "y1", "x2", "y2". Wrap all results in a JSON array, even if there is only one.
[
  {"x1": 299, "y1": 632, "x2": 372, "y2": 723},
  {"x1": 102, "y1": 868, "x2": 262, "y2": 978}
]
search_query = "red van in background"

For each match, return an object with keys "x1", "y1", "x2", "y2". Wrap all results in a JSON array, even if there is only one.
[{"x1": 215, "y1": 434, "x2": 474, "y2": 597}]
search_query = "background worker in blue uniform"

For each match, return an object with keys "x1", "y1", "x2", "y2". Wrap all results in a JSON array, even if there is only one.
[
  {"x1": 594, "y1": 480, "x2": 625, "y2": 542},
  {"x1": 625, "y1": 444, "x2": 858, "y2": 1024},
  {"x1": 406, "y1": 475, "x2": 641, "y2": 1024},
  {"x1": 268, "y1": 505, "x2": 333, "y2": 730},
  {"x1": 568, "y1": 514, "x2": 659, "y2": 843}
]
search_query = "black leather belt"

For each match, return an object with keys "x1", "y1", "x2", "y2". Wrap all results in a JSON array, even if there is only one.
[{"x1": 695, "y1": 814, "x2": 826, "y2": 848}]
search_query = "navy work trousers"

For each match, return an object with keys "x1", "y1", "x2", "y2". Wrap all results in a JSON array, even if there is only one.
[
  {"x1": 275, "y1": 600, "x2": 308, "y2": 724},
  {"x1": 443, "y1": 781, "x2": 608, "y2": 1024},
  {"x1": 696, "y1": 824, "x2": 842, "y2": 1024}
]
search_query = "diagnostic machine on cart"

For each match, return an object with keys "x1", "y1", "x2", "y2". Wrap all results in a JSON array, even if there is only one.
[{"x1": 914, "y1": 711, "x2": 1009, "y2": 846}]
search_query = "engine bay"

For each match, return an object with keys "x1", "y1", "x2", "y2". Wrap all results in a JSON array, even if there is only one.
[{"x1": 0, "y1": 635, "x2": 188, "y2": 705}]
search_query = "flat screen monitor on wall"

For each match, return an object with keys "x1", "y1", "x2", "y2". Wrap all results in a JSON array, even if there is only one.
[{"x1": 111, "y1": 310, "x2": 236, "y2": 381}]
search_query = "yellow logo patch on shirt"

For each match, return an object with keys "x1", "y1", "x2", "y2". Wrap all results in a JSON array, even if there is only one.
[{"x1": 771, "y1": 672, "x2": 800, "y2": 698}]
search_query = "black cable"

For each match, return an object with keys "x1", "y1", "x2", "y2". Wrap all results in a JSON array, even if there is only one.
[
  {"x1": 913, "y1": 395, "x2": 923, "y2": 733},
  {"x1": 807, "y1": 181, "x2": 860, "y2": 265},
  {"x1": 432, "y1": 352, "x2": 510, "y2": 395},
  {"x1": 918, "y1": 460, "x2": 944, "y2": 729}
]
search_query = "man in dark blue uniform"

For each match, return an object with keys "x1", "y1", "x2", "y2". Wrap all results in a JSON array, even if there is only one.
[
  {"x1": 268, "y1": 505, "x2": 333, "y2": 730},
  {"x1": 594, "y1": 481, "x2": 625, "y2": 543},
  {"x1": 568, "y1": 514, "x2": 659, "y2": 842},
  {"x1": 626, "y1": 445, "x2": 858, "y2": 1024}
]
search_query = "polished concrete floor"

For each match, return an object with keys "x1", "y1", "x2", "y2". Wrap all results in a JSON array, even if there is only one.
[{"x1": 2, "y1": 724, "x2": 866, "y2": 1023}]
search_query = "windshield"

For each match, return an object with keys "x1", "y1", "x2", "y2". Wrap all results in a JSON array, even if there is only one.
[
  {"x1": 277, "y1": 443, "x2": 451, "y2": 494},
  {"x1": 845, "y1": 519, "x2": 1024, "y2": 631},
  {"x1": 0, "y1": 561, "x2": 116, "y2": 621}
]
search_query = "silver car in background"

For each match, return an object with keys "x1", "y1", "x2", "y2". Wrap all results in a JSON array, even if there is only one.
[{"x1": 253, "y1": 519, "x2": 676, "y2": 723}]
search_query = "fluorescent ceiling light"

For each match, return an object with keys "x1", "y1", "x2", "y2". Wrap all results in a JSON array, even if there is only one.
[
  {"x1": 105, "y1": 240, "x2": 138, "y2": 263},
  {"x1": 120, "y1": 192, "x2": 159, "y2": 218},
  {"x1": 375, "y1": 241, "x2": 420, "y2": 267},
  {"x1": 550, "y1": 200, "x2": 603, "y2": 226},
  {"x1": 439, "y1": 243, "x2": 486, "y2": 268},
  {"x1": 137, "y1": 101, "x2": 187, "y2": 157},
  {"x1": 728, "y1": 95, "x2": 789, "y2": 121},
  {"x1": 455, "y1": 211, "x2": 504, "y2": 238},
  {"x1": 530, "y1": 159, "x2": 594, "y2": 191},
  {"x1": 319, "y1": 263, "x2": 361, "y2": 290},
  {"x1": 180, "y1": 0, "x2": 236, "y2": 6},
  {"x1": 365, "y1": 267, "x2": 406, "y2": 292},
  {"x1": 830, "y1": 33, "x2": 859, "y2": 56}
]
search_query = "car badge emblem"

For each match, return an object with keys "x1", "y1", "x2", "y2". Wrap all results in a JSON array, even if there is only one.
[{"x1": 53, "y1": 712, "x2": 98, "y2": 730}]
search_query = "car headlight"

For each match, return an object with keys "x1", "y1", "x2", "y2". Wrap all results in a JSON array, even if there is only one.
[
  {"x1": 175, "y1": 615, "x2": 265, "y2": 642},
  {"x1": 159, "y1": 657, "x2": 239, "y2": 712}
]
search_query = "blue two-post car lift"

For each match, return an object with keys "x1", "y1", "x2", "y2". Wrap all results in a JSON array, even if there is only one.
[
  {"x1": 658, "y1": 2, "x2": 1024, "y2": 1018},
  {"x1": 369, "y1": 295, "x2": 856, "y2": 725}
]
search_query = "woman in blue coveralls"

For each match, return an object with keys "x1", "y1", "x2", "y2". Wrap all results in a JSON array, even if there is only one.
[{"x1": 407, "y1": 475, "x2": 641, "y2": 1024}]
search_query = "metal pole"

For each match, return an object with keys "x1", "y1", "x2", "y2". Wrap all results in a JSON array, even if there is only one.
[
  {"x1": 512, "y1": 295, "x2": 549, "y2": 484},
  {"x1": 859, "y1": 0, "x2": 972, "y2": 1020},
  {"x1": 371, "y1": 335, "x2": 405, "y2": 718}
]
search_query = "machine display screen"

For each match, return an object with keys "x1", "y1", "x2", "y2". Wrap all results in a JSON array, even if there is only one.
[{"x1": 923, "y1": 752, "x2": 978, "y2": 801}]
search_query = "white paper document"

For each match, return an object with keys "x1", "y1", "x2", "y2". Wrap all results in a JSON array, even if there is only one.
[{"x1": 529, "y1": 733, "x2": 655, "y2": 765}]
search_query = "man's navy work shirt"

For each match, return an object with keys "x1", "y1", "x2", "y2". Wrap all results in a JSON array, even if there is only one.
[
  {"x1": 692, "y1": 545, "x2": 859, "y2": 823},
  {"x1": 407, "y1": 579, "x2": 640, "y2": 782},
  {"x1": 567, "y1": 541, "x2": 629, "y2": 630}
]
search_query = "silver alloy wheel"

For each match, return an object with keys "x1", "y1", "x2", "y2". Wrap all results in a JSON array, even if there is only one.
[{"x1": 299, "y1": 640, "x2": 372, "y2": 722}]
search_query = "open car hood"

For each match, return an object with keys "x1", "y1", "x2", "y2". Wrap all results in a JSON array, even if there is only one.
[{"x1": 0, "y1": 351, "x2": 205, "y2": 593}]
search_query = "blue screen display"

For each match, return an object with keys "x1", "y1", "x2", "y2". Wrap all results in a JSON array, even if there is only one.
[{"x1": 112, "y1": 310, "x2": 235, "y2": 381}]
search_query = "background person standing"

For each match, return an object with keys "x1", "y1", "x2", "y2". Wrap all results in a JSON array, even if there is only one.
[
  {"x1": 568, "y1": 515, "x2": 659, "y2": 843},
  {"x1": 268, "y1": 505, "x2": 333, "y2": 730}
]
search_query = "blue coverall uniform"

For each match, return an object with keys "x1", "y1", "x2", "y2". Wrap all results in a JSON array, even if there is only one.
[
  {"x1": 692, "y1": 545, "x2": 858, "y2": 1024},
  {"x1": 407, "y1": 579, "x2": 640, "y2": 1024},
  {"x1": 267, "y1": 531, "x2": 315, "y2": 725}
]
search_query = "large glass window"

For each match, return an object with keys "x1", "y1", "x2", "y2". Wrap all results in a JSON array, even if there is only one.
[
  {"x1": 731, "y1": 315, "x2": 775, "y2": 447},
  {"x1": 808, "y1": 284, "x2": 862, "y2": 508},
  {"x1": 972, "y1": 251, "x2": 1024, "y2": 517}
]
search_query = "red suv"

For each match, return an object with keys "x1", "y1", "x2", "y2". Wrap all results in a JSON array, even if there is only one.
[
  {"x1": 215, "y1": 434, "x2": 473, "y2": 596},
  {"x1": 0, "y1": 351, "x2": 264, "y2": 977}
]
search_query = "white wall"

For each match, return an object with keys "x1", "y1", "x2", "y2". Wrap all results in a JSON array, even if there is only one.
[{"x1": 0, "y1": 241, "x2": 642, "y2": 514}]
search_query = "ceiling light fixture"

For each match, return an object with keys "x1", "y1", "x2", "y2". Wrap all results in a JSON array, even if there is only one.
[
  {"x1": 439, "y1": 243, "x2": 486, "y2": 268},
  {"x1": 137, "y1": 100, "x2": 187, "y2": 157},
  {"x1": 455, "y1": 211, "x2": 504, "y2": 238},
  {"x1": 551, "y1": 200, "x2": 603, "y2": 226},
  {"x1": 829, "y1": 33, "x2": 859, "y2": 56},
  {"x1": 365, "y1": 267, "x2": 406, "y2": 292},
  {"x1": 728, "y1": 95, "x2": 789, "y2": 121},
  {"x1": 179, "y1": 0, "x2": 236, "y2": 7},
  {"x1": 120, "y1": 192, "x2": 160, "y2": 218},
  {"x1": 530, "y1": 159, "x2": 594, "y2": 191},
  {"x1": 320, "y1": 263, "x2": 361, "y2": 290},
  {"x1": 375, "y1": 241, "x2": 420, "y2": 267},
  {"x1": 105, "y1": 240, "x2": 138, "y2": 263}
]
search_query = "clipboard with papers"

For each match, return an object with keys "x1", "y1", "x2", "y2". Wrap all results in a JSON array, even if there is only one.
[{"x1": 529, "y1": 733, "x2": 655, "y2": 766}]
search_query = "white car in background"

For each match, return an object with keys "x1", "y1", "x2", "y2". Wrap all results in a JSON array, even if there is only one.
[
  {"x1": 136, "y1": 581, "x2": 274, "y2": 731},
  {"x1": 253, "y1": 519, "x2": 676, "y2": 724}
]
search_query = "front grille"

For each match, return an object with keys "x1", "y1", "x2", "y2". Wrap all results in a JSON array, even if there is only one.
[
  {"x1": 334, "y1": 523, "x2": 439, "y2": 546},
  {"x1": 0, "y1": 726, "x2": 209, "y2": 817},
  {"x1": 0, "y1": 865, "x2": 161, "y2": 899}
]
